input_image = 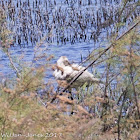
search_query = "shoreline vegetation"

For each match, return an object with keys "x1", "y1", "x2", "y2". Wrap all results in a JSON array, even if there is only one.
[{"x1": 0, "y1": 0, "x2": 140, "y2": 139}]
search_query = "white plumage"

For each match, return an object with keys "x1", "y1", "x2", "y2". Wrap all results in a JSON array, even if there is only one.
[{"x1": 53, "y1": 56, "x2": 102, "y2": 89}]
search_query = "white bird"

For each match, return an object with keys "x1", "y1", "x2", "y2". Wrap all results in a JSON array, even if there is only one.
[{"x1": 53, "y1": 56, "x2": 103, "y2": 90}]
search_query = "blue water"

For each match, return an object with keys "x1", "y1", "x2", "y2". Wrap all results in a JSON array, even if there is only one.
[
  {"x1": 0, "y1": 0, "x2": 138, "y2": 81},
  {"x1": 0, "y1": 42, "x2": 100, "y2": 81}
]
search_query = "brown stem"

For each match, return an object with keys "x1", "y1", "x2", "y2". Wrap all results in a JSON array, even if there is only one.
[
  {"x1": 101, "y1": 63, "x2": 110, "y2": 131},
  {"x1": 118, "y1": 88, "x2": 127, "y2": 140},
  {"x1": 104, "y1": 63, "x2": 110, "y2": 98}
]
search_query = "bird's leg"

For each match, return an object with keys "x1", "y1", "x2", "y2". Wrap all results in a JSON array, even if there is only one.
[
  {"x1": 68, "y1": 89, "x2": 73, "y2": 100},
  {"x1": 86, "y1": 84, "x2": 90, "y2": 94},
  {"x1": 77, "y1": 88, "x2": 81, "y2": 102},
  {"x1": 68, "y1": 89, "x2": 75, "y2": 115}
]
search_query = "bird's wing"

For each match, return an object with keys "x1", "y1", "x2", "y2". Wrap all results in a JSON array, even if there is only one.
[
  {"x1": 53, "y1": 69, "x2": 67, "y2": 80},
  {"x1": 70, "y1": 68, "x2": 99, "y2": 83}
]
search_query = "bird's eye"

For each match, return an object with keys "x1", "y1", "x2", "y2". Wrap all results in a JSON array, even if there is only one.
[
  {"x1": 61, "y1": 71, "x2": 64, "y2": 75},
  {"x1": 64, "y1": 60, "x2": 70, "y2": 66}
]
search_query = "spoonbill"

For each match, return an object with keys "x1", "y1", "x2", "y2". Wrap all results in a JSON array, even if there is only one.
[{"x1": 53, "y1": 56, "x2": 103, "y2": 90}]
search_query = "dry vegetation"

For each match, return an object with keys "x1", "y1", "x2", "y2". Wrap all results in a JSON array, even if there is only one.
[{"x1": 0, "y1": 1, "x2": 140, "y2": 140}]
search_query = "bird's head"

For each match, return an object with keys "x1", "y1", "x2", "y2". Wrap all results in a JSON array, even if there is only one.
[{"x1": 57, "y1": 56, "x2": 71, "y2": 67}]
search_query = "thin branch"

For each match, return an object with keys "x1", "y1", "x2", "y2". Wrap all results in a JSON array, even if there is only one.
[
  {"x1": 104, "y1": 63, "x2": 110, "y2": 98},
  {"x1": 7, "y1": 50, "x2": 20, "y2": 78}
]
